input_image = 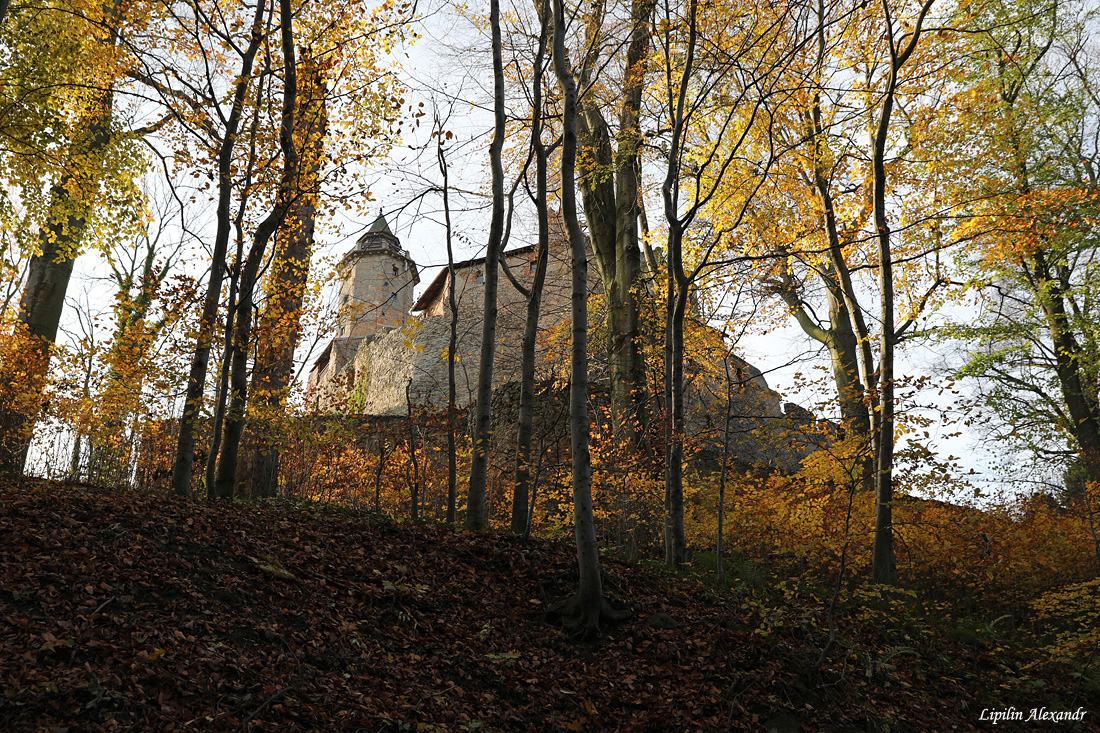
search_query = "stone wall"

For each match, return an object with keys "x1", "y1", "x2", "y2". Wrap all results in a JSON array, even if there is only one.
[{"x1": 347, "y1": 229, "x2": 597, "y2": 415}]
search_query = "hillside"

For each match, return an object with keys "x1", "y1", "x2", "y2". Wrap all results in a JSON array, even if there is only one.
[{"x1": 0, "y1": 479, "x2": 1094, "y2": 732}]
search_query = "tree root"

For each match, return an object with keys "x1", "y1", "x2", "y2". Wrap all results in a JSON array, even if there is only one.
[{"x1": 546, "y1": 593, "x2": 632, "y2": 638}]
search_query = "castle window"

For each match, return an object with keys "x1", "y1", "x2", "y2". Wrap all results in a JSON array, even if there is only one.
[
  {"x1": 392, "y1": 264, "x2": 399, "y2": 276},
  {"x1": 528, "y1": 259, "x2": 537, "y2": 275},
  {"x1": 475, "y1": 270, "x2": 484, "y2": 284}
]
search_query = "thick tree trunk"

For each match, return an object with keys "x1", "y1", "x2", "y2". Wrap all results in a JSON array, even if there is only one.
[
  {"x1": 805, "y1": 90, "x2": 875, "y2": 475},
  {"x1": 572, "y1": 0, "x2": 655, "y2": 443},
  {"x1": 0, "y1": 92, "x2": 114, "y2": 476},
  {"x1": 246, "y1": 55, "x2": 327, "y2": 498},
  {"x1": 465, "y1": 0, "x2": 508, "y2": 531},
  {"x1": 1033, "y1": 252, "x2": 1100, "y2": 485},
  {"x1": 781, "y1": 271, "x2": 872, "y2": 486}
]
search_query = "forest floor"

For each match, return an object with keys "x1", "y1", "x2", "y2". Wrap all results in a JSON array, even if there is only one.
[{"x1": 0, "y1": 478, "x2": 1096, "y2": 732}]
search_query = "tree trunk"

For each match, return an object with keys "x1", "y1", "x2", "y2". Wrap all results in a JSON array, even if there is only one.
[
  {"x1": 0, "y1": 91, "x2": 114, "y2": 476},
  {"x1": 511, "y1": 1, "x2": 551, "y2": 535},
  {"x1": 214, "y1": 0, "x2": 299, "y2": 499},
  {"x1": 465, "y1": 0, "x2": 508, "y2": 531},
  {"x1": 869, "y1": 0, "x2": 934, "y2": 585},
  {"x1": 663, "y1": 270, "x2": 689, "y2": 568},
  {"x1": 246, "y1": 54, "x2": 328, "y2": 498},
  {"x1": 438, "y1": 138, "x2": 460, "y2": 525},
  {"x1": 169, "y1": 0, "x2": 270, "y2": 497},
  {"x1": 551, "y1": 0, "x2": 630, "y2": 633},
  {"x1": 405, "y1": 379, "x2": 421, "y2": 520},
  {"x1": 871, "y1": 79, "x2": 899, "y2": 587},
  {"x1": 572, "y1": 0, "x2": 656, "y2": 444},
  {"x1": 1033, "y1": 252, "x2": 1100, "y2": 484}
]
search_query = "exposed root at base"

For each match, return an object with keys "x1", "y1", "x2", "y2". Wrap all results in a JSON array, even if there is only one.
[{"x1": 546, "y1": 594, "x2": 632, "y2": 638}]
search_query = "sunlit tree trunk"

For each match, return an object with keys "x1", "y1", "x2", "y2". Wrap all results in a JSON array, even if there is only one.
[
  {"x1": 246, "y1": 55, "x2": 328, "y2": 498},
  {"x1": 0, "y1": 90, "x2": 114, "y2": 476}
]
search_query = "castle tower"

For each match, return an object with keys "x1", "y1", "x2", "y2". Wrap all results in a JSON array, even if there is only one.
[{"x1": 335, "y1": 214, "x2": 420, "y2": 338}]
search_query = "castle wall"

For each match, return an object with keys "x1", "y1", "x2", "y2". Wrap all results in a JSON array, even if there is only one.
[{"x1": 350, "y1": 235, "x2": 597, "y2": 414}]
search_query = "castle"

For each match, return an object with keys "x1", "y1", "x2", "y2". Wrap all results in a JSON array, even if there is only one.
[
  {"x1": 306, "y1": 215, "x2": 826, "y2": 470},
  {"x1": 306, "y1": 213, "x2": 581, "y2": 414}
]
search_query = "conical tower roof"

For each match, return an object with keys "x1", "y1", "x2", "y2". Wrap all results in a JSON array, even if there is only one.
[{"x1": 367, "y1": 213, "x2": 393, "y2": 235}]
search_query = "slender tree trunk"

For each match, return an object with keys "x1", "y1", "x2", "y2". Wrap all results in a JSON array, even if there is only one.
[
  {"x1": 406, "y1": 379, "x2": 420, "y2": 520},
  {"x1": 374, "y1": 437, "x2": 387, "y2": 512},
  {"x1": 552, "y1": 0, "x2": 629, "y2": 633},
  {"x1": 663, "y1": 272, "x2": 689, "y2": 568},
  {"x1": 658, "y1": 0, "x2": 698, "y2": 570},
  {"x1": 871, "y1": 75, "x2": 899, "y2": 587},
  {"x1": 511, "y1": 2, "x2": 551, "y2": 535},
  {"x1": 213, "y1": 0, "x2": 299, "y2": 499},
  {"x1": 869, "y1": 0, "x2": 933, "y2": 585},
  {"x1": 716, "y1": 353, "x2": 737, "y2": 586},
  {"x1": 465, "y1": 0, "x2": 508, "y2": 531},
  {"x1": 206, "y1": 254, "x2": 240, "y2": 498},
  {"x1": 89, "y1": 238, "x2": 174, "y2": 484},
  {"x1": 437, "y1": 134, "x2": 459, "y2": 525},
  {"x1": 170, "y1": 0, "x2": 270, "y2": 497}
]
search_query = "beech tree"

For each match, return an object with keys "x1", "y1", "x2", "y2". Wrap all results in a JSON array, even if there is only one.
[
  {"x1": 942, "y1": 0, "x2": 1100, "y2": 492},
  {"x1": 147, "y1": 0, "x2": 274, "y2": 496},
  {"x1": 654, "y1": 0, "x2": 807, "y2": 567},
  {"x1": 210, "y1": 0, "x2": 302, "y2": 500},
  {"x1": 244, "y1": 52, "x2": 329, "y2": 498},
  {"x1": 552, "y1": 0, "x2": 631, "y2": 632},
  {"x1": 720, "y1": 0, "x2": 948, "y2": 584},
  {"x1": 509, "y1": 0, "x2": 553, "y2": 535},
  {"x1": 561, "y1": 0, "x2": 656, "y2": 443},
  {"x1": 0, "y1": 0, "x2": 145, "y2": 475},
  {"x1": 464, "y1": 0, "x2": 509, "y2": 531}
]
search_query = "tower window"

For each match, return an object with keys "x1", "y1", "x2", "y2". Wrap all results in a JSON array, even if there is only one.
[
  {"x1": 392, "y1": 264, "x2": 399, "y2": 276},
  {"x1": 475, "y1": 270, "x2": 484, "y2": 284},
  {"x1": 528, "y1": 259, "x2": 538, "y2": 275}
]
